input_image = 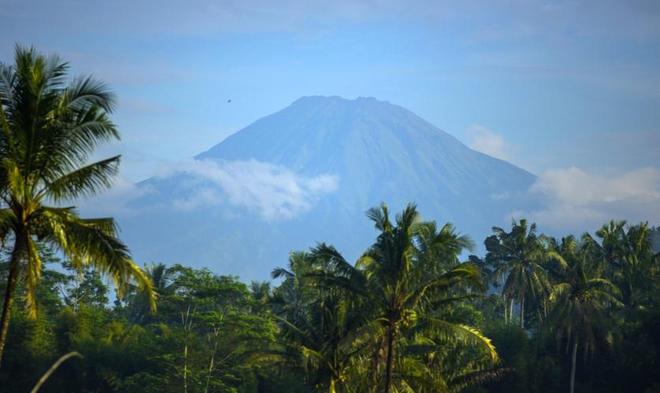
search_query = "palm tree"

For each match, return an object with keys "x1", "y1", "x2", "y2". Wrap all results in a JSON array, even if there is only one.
[
  {"x1": 618, "y1": 223, "x2": 654, "y2": 309},
  {"x1": 273, "y1": 204, "x2": 498, "y2": 392},
  {"x1": 125, "y1": 263, "x2": 173, "y2": 323},
  {"x1": 595, "y1": 221, "x2": 657, "y2": 310},
  {"x1": 146, "y1": 263, "x2": 174, "y2": 294},
  {"x1": 272, "y1": 249, "x2": 369, "y2": 393},
  {"x1": 549, "y1": 237, "x2": 621, "y2": 393},
  {"x1": 320, "y1": 203, "x2": 497, "y2": 393},
  {"x1": 0, "y1": 46, "x2": 155, "y2": 365},
  {"x1": 487, "y1": 219, "x2": 550, "y2": 328},
  {"x1": 249, "y1": 281, "x2": 272, "y2": 313},
  {"x1": 595, "y1": 220, "x2": 626, "y2": 268}
]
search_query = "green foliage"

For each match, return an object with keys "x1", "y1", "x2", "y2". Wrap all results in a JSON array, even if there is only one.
[
  {"x1": 0, "y1": 45, "x2": 155, "y2": 367},
  {"x1": 0, "y1": 201, "x2": 658, "y2": 392}
]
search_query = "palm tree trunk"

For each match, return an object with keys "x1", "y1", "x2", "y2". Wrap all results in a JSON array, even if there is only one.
[
  {"x1": 384, "y1": 322, "x2": 395, "y2": 393},
  {"x1": 329, "y1": 377, "x2": 337, "y2": 393},
  {"x1": 0, "y1": 233, "x2": 26, "y2": 368},
  {"x1": 519, "y1": 295, "x2": 525, "y2": 329},
  {"x1": 509, "y1": 298, "x2": 514, "y2": 325},
  {"x1": 503, "y1": 296, "x2": 508, "y2": 323},
  {"x1": 570, "y1": 337, "x2": 578, "y2": 393}
]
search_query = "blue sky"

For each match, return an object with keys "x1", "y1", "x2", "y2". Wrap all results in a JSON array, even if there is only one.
[{"x1": 1, "y1": 0, "x2": 659, "y2": 229}]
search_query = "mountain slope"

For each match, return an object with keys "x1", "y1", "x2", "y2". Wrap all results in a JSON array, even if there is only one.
[{"x1": 119, "y1": 96, "x2": 537, "y2": 279}]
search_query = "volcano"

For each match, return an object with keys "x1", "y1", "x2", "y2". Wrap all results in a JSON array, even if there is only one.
[{"x1": 117, "y1": 96, "x2": 537, "y2": 279}]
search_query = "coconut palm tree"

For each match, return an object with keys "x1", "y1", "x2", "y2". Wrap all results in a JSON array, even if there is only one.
[
  {"x1": 595, "y1": 220, "x2": 626, "y2": 267},
  {"x1": 272, "y1": 249, "x2": 370, "y2": 393},
  {"x1": 595, "y1": 221, "x2": 657, "y2": 310},
  {"x1": 0, "y1": 46, "x2": 155, "y2": 365},
  {"x1": 343, "y1": 203, "x2": 495, "y2": 392},
  {"x1": 125, "y1": 263, "x2": 173, "y2": 323},
  {"x1": 487, "y1": 219, "x2": 550, "y2": 328},
  {"x1": 549, "y1": 237, "x2": 621, "y2": 393},
  {"x1": 274, "y1": 204, "x2": 498, "y2": 393},
  {"x1": 616, "y1": 223, "x2": 655, "y2": 309}
]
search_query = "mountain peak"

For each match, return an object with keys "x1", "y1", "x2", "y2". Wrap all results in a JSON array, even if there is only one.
[
  {"x1": 197, "y1": 96, "x2": 531, "y2": 177},
  {"x1": 197, "y1": 94, "x2": 451, "y2": 166},
  {"x1": 289, "y1": 95, "x2": 397, "y2": 113},
  {"x1": 293, "y1": 95, "x2": 386, "y2": 104}
]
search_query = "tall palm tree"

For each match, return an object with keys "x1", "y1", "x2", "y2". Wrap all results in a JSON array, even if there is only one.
[
  {"x1": 549, "y1": 237, "x2": 621, "y2": 393},
  {"x1": 487, "y1": 219, "x2": 550, "y2": 328},
  {"x1": 0, "y1": 46, "x2": 155, "y2": 365},
  {"x1": 617, "y1": 223, "x2": 655, "y2": 309},
  {"x1": 275, "y1": 204, "x2": 498, "y2": 392},
  {"x1": 324, "y1": 203, "x2": 496, "y2": 393},
  {"x1": 596, "y1": 221, "x2": 657, "y2": 310},
  {"x1": 272, "y1": 249, "x2": 369, "y2": 393},
  {"x1": 595, "y1": 220, "x2": 626, "y2": 268}
]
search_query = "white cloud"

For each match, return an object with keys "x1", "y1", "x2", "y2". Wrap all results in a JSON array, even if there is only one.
[
  {"x1": 76, "y1": 159, "x2": 339, "y2": 220},
  {"x1": 465, "y1": 125, "x2": 510, "y2": 161},
  {"x1": 159, "y1": 159, "x2": 339, "y2": 220},
  {"x1": 519, "y1": 166, "x2": 660, "y2": 230}
]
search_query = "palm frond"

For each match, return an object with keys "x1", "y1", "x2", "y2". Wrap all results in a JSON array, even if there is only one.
[
  {"x1": 424, "y1": 318, "x2": 499, "y2": 362},
  {"x1": 63, "y1": 75, "x2": 116, "y2": 113},
  {"x1": 39, "y1": 207, "x2": 155, "y2": 309},
  {"x1": 42, "y1": 155, "x2": 120, "y2": 201}
]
